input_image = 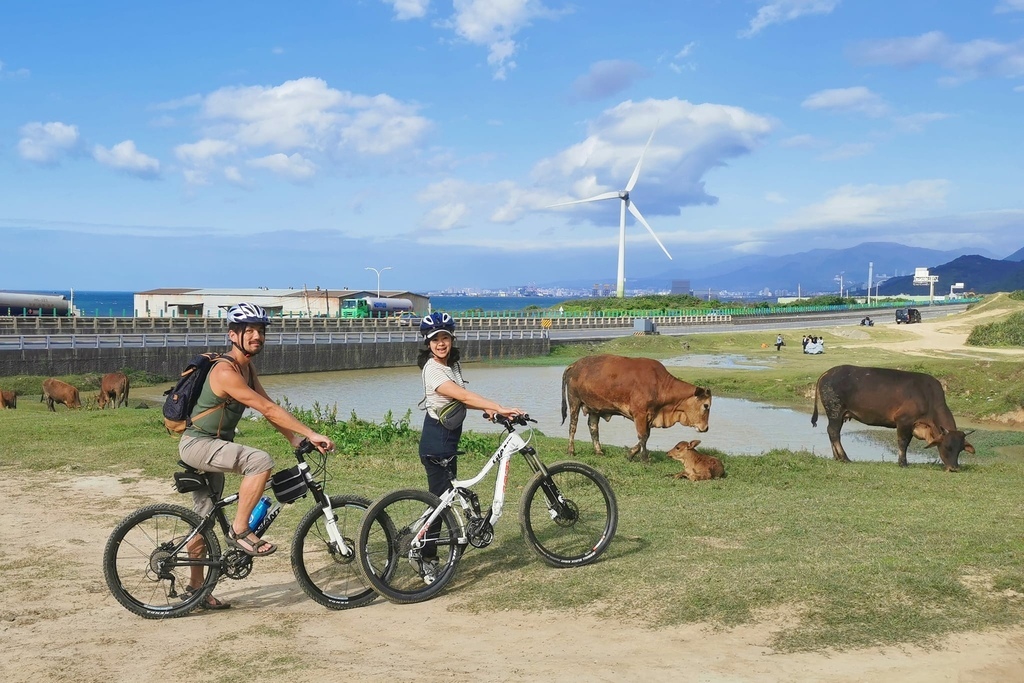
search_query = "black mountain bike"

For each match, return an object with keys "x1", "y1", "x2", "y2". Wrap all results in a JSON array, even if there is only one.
[{"x1": 103, "y1": 439, "x2": 377, "y2": 618}]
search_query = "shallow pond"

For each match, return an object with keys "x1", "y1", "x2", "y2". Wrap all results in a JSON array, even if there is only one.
[{"x1": 252, "y1": 363, "x2": 937, "y2": 464}]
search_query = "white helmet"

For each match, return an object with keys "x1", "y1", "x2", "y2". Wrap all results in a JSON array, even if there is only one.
[{"x1": 227, "y1": 302, "x2": 270, "y2": 325}]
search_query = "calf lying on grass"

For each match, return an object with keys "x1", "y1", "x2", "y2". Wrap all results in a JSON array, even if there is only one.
[{"x1": 666, "y1": 440, "x2": 725, "y2": 481}]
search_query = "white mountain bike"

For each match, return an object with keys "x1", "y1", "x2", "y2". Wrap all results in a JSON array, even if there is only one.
[{"x1": 355, "y1": 414, "x2": 618, "y2": 604}]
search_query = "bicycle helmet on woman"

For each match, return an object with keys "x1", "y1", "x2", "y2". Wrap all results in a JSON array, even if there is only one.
[
  {"x1": 227, "y1": 302, "x2": 271, "y2": 326},
  {"x1": 420, "y1": 311, "x2": 455, "y2": 339}
]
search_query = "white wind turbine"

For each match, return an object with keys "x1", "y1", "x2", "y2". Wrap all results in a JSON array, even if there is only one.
[{"x1": 547, "y1": 126, "x2": 672, "y2": 298}]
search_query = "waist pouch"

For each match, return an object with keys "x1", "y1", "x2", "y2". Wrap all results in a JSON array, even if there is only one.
[{"x1": 437, "y1": 400, "x2": 467, "y2": 431}]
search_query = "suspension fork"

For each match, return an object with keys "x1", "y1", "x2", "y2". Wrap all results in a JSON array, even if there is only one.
[
  {"x1": 520, "y1": 448, "x2": 575, "y2": 520},
  {"x1": 306, "y1": 477, "x2": 354, "y2": 557}
]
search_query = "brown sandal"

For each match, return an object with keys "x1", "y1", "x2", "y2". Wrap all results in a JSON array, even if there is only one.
[
  {"x1": 183, "y1": 585, "x2": 232, "y2": 610},
  {"x1": 227, "y1": 527, "x2": 277, "y2": 557}
]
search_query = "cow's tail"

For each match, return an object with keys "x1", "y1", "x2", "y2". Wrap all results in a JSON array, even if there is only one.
[
  {"x1": 560, "y1": 366, "x2": 570, "y2": 425},
  {"x1": 811, "y1": 375, "x2": 820, "y2": 427}
]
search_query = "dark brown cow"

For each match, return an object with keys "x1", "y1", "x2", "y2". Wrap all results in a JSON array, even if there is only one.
[
  {"x1": 561, "y1": 354, "x2": 712, "y2": 462},
  {"x1": 0, "y1": 390, "x2": 16, "y2": 409},
  {"x1": 812, "y1": 364, "x2": 974, "y2": 472},
  {"x1": 97, "y1": 372, "x2": 130, "y2": 409},
  {"x1": 41, "y1": 378, "x2": 82, "y2": 411}
]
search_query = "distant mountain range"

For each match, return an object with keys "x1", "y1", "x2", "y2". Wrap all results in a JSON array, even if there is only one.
[{"x1": 549, "y1": 242, "x2": 1024, "y2": 296}]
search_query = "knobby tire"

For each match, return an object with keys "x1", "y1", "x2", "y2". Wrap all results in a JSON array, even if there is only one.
[
  {"x1": 103, "y1": 503, "x2": 221, "y2": 619},
  {"x1": 519, "y1": 461, "x2": 618, "y2": 567},
  {"x1": 291, "y1": 494, "x2": 378, "y2": 610},
  {"x1": 356, "y1": 488, "x2": 463, "y2": 604}
]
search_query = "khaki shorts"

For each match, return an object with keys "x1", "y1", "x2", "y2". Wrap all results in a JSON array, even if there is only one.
[{"x1": 179, "y1": 435, "x2": 274, "y2": 516}]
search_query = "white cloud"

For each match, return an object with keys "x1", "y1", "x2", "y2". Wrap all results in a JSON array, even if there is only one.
[
  {"x1": 533, "y1": 97, "x2": 775, "y2": 216},
  {"x1": 0, "y1": 60, "x2": 30, "y2": 80},
  {"x1": 17, "y1": 121, "x2": 80, "y2": 164},
  {"x1": 995, "y1": 0, "x2": 1024, "y2": 13},
  {"x1": 852, "y1": 31, "x2": 1024, "y2": 83},
  {"x1": 764, "y1": 191, "x2": 786, "y2": 204},
  {"x1": 781, "y1": 180, "x2": 950, "y2": 229},
  {"x1": 446, "y1": 0, "x2": 561, "y2": 80},
  {"x1": 199, "y1": 77, "x2": 431, "y2": 156},
  {"x1": 779, "y1": 134, "x2": 819, "y2": 148},
  {"x1": 174, "y1": 138, "x2": 239, "y2": 166},
  {"x1": 819, "y1": 142, "x2": 874, "y2": 160},
  {"x1": 892, "y1": 112, "x2": 951, "y2": 133},
  {"x1": 223, "y1": 166, "x2": 250, "y2": 188},
  {"x1": 92, "y1": 140, "x2": 161, "y2": 178},
  {"x1": 382, "y1": 0, "x2": 431, "y2": 20},
  {"x1": 802, "y1": 86, "x2": 889, "y2": 117},
  {"x1": 248, "y1": 153, "x2": 317, "y2": 182},
  {"x1": 151, "y1": 94, "x2": 202, "y2": 111},
  {"x1": 740, "y1": 0, "x2": 840, "y2": 38}
]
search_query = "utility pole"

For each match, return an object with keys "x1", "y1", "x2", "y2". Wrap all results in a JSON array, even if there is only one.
[{"x1": 867, "y1": 262, "x2": 873, "y2": 305}]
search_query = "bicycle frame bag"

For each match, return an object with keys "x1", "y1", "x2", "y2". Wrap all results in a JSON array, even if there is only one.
[
  {"x1": 271, "y1": 465, "x2": 308, "y2": 504},
  {"x1": 436, "y1": 399, "x2": 467, "y2": 431}
]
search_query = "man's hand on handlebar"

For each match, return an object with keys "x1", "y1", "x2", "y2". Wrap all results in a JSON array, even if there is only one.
[{"x1": 294, "y1": 433, "x2": 335, "y2": 454}]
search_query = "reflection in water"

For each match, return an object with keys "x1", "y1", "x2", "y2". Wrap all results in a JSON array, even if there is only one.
[{"x1": 254, "y1": 364, "x2": 936, "y2": 464}]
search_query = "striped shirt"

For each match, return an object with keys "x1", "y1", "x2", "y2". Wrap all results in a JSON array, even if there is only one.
[{"x1": 421, "y1": 358, "x2": 465, "y2": 418}]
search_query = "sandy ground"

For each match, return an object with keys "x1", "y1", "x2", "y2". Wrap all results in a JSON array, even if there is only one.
[{"x1": 4, "y1": 308, "x2": 1024, "y2": 683}]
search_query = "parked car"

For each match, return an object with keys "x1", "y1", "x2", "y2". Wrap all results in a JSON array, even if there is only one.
[
  {"x1": 895, "y1": 308, "x2": 921, "y2": 324},
  {"x1": 397, "y1": 313, "x2": 420, "y2": 326}
]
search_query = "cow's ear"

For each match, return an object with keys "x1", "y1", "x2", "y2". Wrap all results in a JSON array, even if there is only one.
[
  {"x1": 689, "y1": 439, "x2": 701, "y2": 449},
  {"x1": 964, "y1": 442, "x2": 976, "y2": 454}
]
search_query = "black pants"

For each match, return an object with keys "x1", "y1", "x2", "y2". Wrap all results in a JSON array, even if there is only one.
[{"x1": 419, "y1": 415, "x2": 461, "y2": 559}]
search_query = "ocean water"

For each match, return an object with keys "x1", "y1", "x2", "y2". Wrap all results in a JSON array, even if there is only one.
[{"x1": 9, "y1": 291, "x2": 565, "y2": 318}]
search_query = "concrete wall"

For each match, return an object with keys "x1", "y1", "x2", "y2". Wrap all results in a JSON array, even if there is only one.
[{"x1": 0, "y1": 337, "x2": 550, "y2": 378}]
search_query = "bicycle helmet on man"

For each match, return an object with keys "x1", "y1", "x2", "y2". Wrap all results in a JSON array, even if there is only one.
[
  {"x1": 420, "y1": 311, "x2": 455, "y2": 339},
  {"x1": 227, "y1": 302, "x2": 271, "y2": 326}
]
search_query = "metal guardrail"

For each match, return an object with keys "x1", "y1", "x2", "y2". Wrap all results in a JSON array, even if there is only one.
[{"x1": 0, "y1": 329, "x2": 548, "y2": 351}]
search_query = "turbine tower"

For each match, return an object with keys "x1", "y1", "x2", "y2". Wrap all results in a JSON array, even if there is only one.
[{"x1": 548, "y1": 126, "x2": 672, "y2": 298}]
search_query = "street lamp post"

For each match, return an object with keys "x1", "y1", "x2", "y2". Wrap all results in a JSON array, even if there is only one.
[
  {"x1": 365, "y1": 266, "x2": 392, "y2": 298},
  {"x1": 834, "y1": 272, "x2": 845, "y2": 299}
]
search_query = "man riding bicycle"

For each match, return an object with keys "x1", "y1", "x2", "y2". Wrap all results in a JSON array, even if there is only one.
[{"x1": 178, "y1": 302, "x2": 335, "y2": 608}]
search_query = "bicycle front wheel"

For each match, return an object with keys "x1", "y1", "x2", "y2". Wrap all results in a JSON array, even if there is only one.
[
  {"x1": 519, "y1": 461, "x2": 618, "y2": 567},
  {"x1": 103, "y1": 504, "x2": 221, "y2": 619},
  {"x1": 291, "y1": 494, "x2": 378, "y2": 610},
  {"x1": 356, "y1": 489, "x2": 463, "y2": 604}
]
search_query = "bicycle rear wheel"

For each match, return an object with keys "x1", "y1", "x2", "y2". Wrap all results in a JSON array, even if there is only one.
[
  {"x1": 519, "y1": 461, "x2": 618, "y2": 567},
  {"x1": 356, "y1": 489, "x2": 463, "y2": 604},
  {"x1": 103, "y1": 504, "x2": 221, "y2": 618},
  {"x1": 291, "y1": 494, "x2": 378, "y2": 610}
]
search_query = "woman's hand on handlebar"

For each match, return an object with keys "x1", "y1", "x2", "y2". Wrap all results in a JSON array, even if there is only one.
[{"x1": 483, "y1": 405, "x2": 524, "y2": 422}]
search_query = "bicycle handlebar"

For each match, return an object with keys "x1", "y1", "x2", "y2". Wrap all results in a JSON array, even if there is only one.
[
  {"x1": 486, "y1": 413, "x2": 536, "y2": 429},
  {"x1": 294, "y1": 438, "x2": 318, "y2": 457}
]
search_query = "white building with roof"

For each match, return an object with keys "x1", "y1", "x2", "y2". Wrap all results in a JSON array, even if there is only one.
[{"x1": 134, "y1": 288, "x2": 429, "y2": 319}]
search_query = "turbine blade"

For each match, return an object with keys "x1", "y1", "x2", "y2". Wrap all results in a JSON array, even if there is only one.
[
  {"x1": 628, "y1": 202, "x2": 672, "y2": 260},
  {"x1": 546, "y1": 191, "x2": 621, "y2": 209},
  {"x1": 625, "y1": 124, "x2": 658, "y2": 193}
]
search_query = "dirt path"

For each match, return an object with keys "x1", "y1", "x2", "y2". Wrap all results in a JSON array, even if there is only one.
[{"x1": 5, "y1": 307, "x2": 1024, "y2": 682}]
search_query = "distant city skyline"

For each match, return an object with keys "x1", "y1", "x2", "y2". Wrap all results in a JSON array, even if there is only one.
[{"x1": 2, "y1": 1, "x2": 1023, "y2": 292}]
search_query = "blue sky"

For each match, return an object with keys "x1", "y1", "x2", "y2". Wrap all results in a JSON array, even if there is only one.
[{"x1": 2, "y1": 0, "x2": 1023, "y2": 293}]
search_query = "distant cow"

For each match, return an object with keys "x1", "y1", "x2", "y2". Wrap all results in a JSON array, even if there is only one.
[
  {"x1": 97, "y1": 372, "x2": 130, "y2": 409},
  {"x1": 41, "y1": 378, "x2": 82, "y2": 412},
  {"x1": 666, "y1": 440, "x2": 725, "y2": 481},
  {"x1": 0, "y1": 390, "x2": 16, "y2": 409},
  {"x1": 561, "y1": 354, "x2": 712, "y2": 463},
  {"x1": 812, "y1": 364, "x2": 974, "y2": 472}
]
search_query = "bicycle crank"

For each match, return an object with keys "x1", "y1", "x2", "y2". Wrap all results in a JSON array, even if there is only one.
[{"x1": 223, "y1": 549, "x2": 254, "y2": 579}]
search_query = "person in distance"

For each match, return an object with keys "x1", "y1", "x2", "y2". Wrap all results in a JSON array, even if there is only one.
[
  {"x1": 178, "y1": 302, "x2": 335, "y2": 608},
  {"x1": 415, "y1": 311, "x2": 524, "y2": 583}
]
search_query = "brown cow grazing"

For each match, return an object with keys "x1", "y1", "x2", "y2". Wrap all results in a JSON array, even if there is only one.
[
  {"x1": 0, "y1": 390, "x2": 16, "y2": 409},
  {"x1": 97, "y1": 372, "x2": 130, "y2": 409},
  {"x1": 41, "y1": 378, "x2": 82, "y2": 411},
  {"x1": 666, "y1": 440, "x2": 725, "y2": 480},
  {"x1": 561, "y1": 354, "x2": 712, "y2": 463},
  {"x1": 812, "y1": 364, "x2": 974, "y2": 472}
]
